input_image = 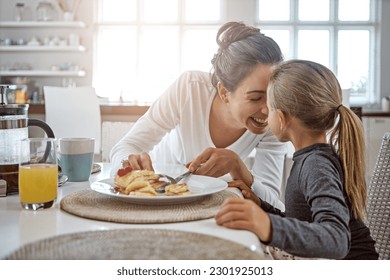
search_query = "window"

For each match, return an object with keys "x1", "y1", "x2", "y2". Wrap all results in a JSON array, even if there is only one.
[
  {"x1": 257, "y1": 0, "x2": 379, "y2": 105},
  {"x1": 94, "y1": 0, "x2": 379, "y2": 105},
  {"x1": 94, "y1": 0, "x2": 221, "y2": 103}
]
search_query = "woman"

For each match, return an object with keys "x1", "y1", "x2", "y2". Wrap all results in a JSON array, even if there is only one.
[
  {"x1": 216, "y1": 60, "x2": 378, "y2": 259},
  {"x1": 110, "y1": 22, "x2": 287, "y2": 208}
]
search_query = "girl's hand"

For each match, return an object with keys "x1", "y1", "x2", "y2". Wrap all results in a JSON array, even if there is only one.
[
  {"x1": 215, "y1": 197, "x2": 272, "y2": 242},
  {"x1": 228, "y1": 180, "x2": 261, "y2": 206},
  {"x1": 122, "y1": 152, "x2": 154, "y2": 171}
]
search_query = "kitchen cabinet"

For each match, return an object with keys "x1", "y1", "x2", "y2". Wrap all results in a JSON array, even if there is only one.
[{"x1": 363, "y1": 116, "x2": 390, "y2": 180}]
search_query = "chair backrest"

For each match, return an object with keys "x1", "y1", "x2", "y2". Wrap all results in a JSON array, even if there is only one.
[
  {"x1": 365, "y1": 132, "x2": 390, "y2": 260},
  {"x1": 101, "y1": 121, "x2": 134, "y2": 162},
  {"x1": 43, "y1": 86, "x2": 101, "y2": 155}
]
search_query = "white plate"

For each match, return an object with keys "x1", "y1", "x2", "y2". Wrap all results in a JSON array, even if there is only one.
[{"x1": 90, "y1": 175, "x2": 227, "y2": 205}]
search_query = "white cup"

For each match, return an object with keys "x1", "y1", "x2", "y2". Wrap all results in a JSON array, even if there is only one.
[
  {"x1": 342, "y1": 89, "x2": 351, "y2": 108},
  {"x1": 69, "y1": 33, "x2": 80, "y2": 46},
  {"x1": 63, "y1": 12, "x2": 74, "y2": 21},
  {"x1": 59, "y1": 39, "x2": 68, "y2": 46},
  {"x1": 382, "y1": 97, "x2": 390, "y2": 112}
]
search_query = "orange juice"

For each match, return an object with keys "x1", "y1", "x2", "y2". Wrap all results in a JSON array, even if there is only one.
[{"x1": 19, "y1": 164, "x2": 58, "y2": 204}]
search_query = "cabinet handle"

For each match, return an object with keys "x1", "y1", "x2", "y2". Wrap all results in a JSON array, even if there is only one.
[{"x1": 374, "y1": 119, "x2": 386, "y2": 124}]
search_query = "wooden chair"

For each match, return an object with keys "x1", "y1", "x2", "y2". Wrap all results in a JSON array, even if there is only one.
[{"x1": 365, "y1": 132, "x2": 390, "y2": 259}]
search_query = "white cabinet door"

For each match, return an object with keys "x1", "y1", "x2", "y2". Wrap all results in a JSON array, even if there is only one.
[{"x1": 363, "y1": 117, "x2": 390, "y2": 179}]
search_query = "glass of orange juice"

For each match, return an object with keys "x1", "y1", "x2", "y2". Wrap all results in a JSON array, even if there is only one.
[{"x1": 19, "y1": 138, "x2": 58, "y2": 210}]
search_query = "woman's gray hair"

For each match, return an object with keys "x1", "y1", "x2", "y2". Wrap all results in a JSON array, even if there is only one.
[{"x1": 210, "y1": 21, "x2": 283, "y2": 92}]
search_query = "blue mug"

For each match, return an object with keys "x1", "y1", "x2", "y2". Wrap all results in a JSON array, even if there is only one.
[{"x1": 58, "y1": 138, "x2": 94, "y2": 182}]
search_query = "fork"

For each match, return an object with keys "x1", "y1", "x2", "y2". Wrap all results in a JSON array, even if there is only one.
[{"x1": 155, "y1": 170, "x2": 192, "y2": 193}]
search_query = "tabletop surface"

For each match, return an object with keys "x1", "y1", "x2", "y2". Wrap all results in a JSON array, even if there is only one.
[{"x1": 0, "y1": 163, "x2": 264, "y2": 259}]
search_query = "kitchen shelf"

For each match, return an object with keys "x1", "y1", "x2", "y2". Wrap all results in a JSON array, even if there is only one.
[
  {"x1": 0, "y1": 21, "x2": 86, "y2": 28},
  {"x1": 0, "y1": 45, "x2": 86, "y2": 52},
  {"x1": 0, "y1": 18, "x2": 88, "y2": 84},
  {"x1": 0, "y1": 70, "x2": 86, "y2": 77}
]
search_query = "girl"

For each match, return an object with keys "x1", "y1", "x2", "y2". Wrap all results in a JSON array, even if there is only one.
[{"x1": 216, "y1": 60, "x2": 378, "y2": 259}]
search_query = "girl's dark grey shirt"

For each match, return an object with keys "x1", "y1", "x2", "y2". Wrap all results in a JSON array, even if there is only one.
[{"x1": 264, "y1": 143, "x2": 378, "y2": 259}]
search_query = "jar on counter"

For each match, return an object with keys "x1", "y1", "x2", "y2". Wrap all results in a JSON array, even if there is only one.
[
  {"x1": 15, "y1": 87, "x2": 28, "y2": 104},
  {"x1": 15, "y1": 3, "x2": 25, "y2": 21},
  {"x1": 381, "y1": 97, "x2": 390, "y2": 112},
  {"x1": 36, "y1": 1, "x2": 55, "y2": 21}
]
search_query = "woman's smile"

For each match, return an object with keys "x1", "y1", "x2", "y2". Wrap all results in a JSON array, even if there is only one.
[
  {"x1": 251, "y1": 116, "x2": 267, "y2": 126},
  {"x1": 248, "y1": 115, "x2": 268, "y2": 133}
]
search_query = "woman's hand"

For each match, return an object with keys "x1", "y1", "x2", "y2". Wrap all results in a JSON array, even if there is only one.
[
  {"x1": 215, "y1": 197, "x2": 272, "y2": 243},
  {"x1": 228, "y1": 180, "x2": 261, "y2": 206},
  {"x1": 187, "y1": 147, "x2": 253, "y2": 186},
  {"x1": 122, "y1": 152, "x2": 154, "y2": 171}
]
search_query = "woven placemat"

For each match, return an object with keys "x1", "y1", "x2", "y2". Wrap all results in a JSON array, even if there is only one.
[
  {"x1": 60, "y1": 189, "x2": 238, "y2": 224},
  {"x1": 4, "y1": 228, "x2": 264, "y2": 260}
]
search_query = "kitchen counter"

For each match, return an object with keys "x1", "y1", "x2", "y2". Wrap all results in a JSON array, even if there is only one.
[
  {"x1": 28, "y1": 103, "x2": 150, "y2": 116},
  {"x1": 26, "y1": 103, "x2": 390, "y2": 117},
  {"x1": 361, "y1": 111, "x2": 390, "y2": 117}
]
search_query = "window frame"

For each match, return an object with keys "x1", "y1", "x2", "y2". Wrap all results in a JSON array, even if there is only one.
[
  {"x1": 93, "y1": 0, "x2": 380, "y2": 105},
  {"x1": 255, "y1": 0, "x2": 380, "y2": 106}
]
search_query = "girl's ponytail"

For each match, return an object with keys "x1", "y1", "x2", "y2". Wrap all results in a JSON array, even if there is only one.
[{"x1": 330, "y1": 106, "x2": 367, "y2": 220}]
